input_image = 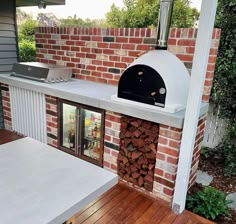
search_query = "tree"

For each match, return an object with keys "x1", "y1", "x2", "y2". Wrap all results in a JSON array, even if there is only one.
[
  {"x1": 213, "y1": 0, "x2": 236, "y2": 119},
  {"x1": 106, "y1": 0, "x2": 199, "y2": 28},
  {"x1": 59, "y1": 15, "x2": 106, "y2": 27},
  {"x1": 210, "y1": 0, "x2": 236, "y2": 176},
  {"x1": 16, "y1": 8, "x2": 33, "y2": 26},
  {"x1": 18, "y1": 19, "x2": 37, "y2": 62},
  {"x1": 37, "y1": 13, "x2": 59, "y2": 27}
]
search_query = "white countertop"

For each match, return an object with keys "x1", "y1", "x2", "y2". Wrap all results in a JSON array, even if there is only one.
[
  {"x1": 0, "y1": 137, "x2": 118, "y2": 224},
  {"x1": 0, "y1": 73, "x2": 209, "y2": 128}
]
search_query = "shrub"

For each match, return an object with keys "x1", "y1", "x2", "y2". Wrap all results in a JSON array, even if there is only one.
[
  {"x1": 186, "y1": 186, "x2": 231, "y2": 220},
  {"x1": 18, "y1": 40, "x2": 36, "y2": 62},
  {"x1": 217, "y1": 122, "x2": 236, "y2": 176}
]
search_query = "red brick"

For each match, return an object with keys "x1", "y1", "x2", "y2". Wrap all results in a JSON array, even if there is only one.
[
  {"x1": 169, "y1": 140, "x2": 180, "y2": 149},
  {"x1": 98, "y1": 43, "x2": 109, "y2": 48},
  {"x1": 111, "y1": 164, "x2": 117, "y2": 171},
  {"x1": 103, "y1": 161, "x2": 110, "y2": 168},
  {"x1": 167, "y1": 156, "x2": 178, "y2": 165},
  {"x1": 115, "y1": 62, "x2": 126, "y2": 68},
  {"x1": 168, "y1": 38, "x2": 177, "y2": 45},
  {"x1": 129, "y1": 38, "x2": 142, "y2": 44},
  {"x1": 110, "y1": 43, "x2": 122, "y2": 49},
  {"x1": 208, "y1": 56, "x2": 217, "y2": 64},
  {"x1": 170, "y1": 28, "x2": 176, "y2": 38},
  {"x1": 66, "y1": 41, "x2": 75, "y2": 45},
  {"x1": 122, "y1": 44, "x2": 135, "y2": 50},
  {"x1": 121, "y1": 57, "x2": 134, "y2": 63},
  {"x1": 86, "y1": 76, "x2": 96, "y2": 82},
  {"x1": 81, "y1": 47, "x2": 91, "y2": 53},
  {"x1": 176, "y1": 54, "x2": 193, "y2": 62},
  {"x1": 107, "y1": 80, "x2": 118, "y2": 86},
  {"x1": 158, "y1": 137, "x2": 168, "y2": 145},
  {"x1": 103, "y1": 49, "x2": 114, "y2": 55},
  {"x1": 158, "y1": 146, "x2": 179, "y2": 157},
  {"x1": 110, "y1": 56, "x2": 120, "y2": 62},
  {"x1": 104, "y1": 147, "x2": 111, "y2": 154},
  {"x1": 163, "y1": 187, "x2": 174, "y2": 196},
  {"x1": 91, "y1": 71, "x2": 102, "y2": 77},
  {"x1": 136, "y1": 45, "x2": 150, "y2": 51},
  {"x1": 103, "y1": 61, "x2": 114, "y2": 67},
  {"x1": 111, "y1": 150, "x2": 118, "y2": 157},
  {"x1": 156, "y1": 152, "x2": 166, "y2": 161},
  {"x1": 177, "y1": 39, "x2": 196, "y2": 46},
  {"x1": 113, "y1": 137, "x2": 120, "y2": 144},
  {"x1": 116, "y1": 37, "x2": 129, "y2": 43},
  {"x1": 155, "y1": 168, "x2": 164, "y2": 176},
  {"x1": 96, "y1": 78, "x2": 107, "y2": 84},
  {"x1": 86, "y1": 53, "x2": 96, "y2": 59},
  {"x1": 164, "y1": 173, "x2": 176, "y2": 182},
  {"x1": 97, "y1": 67, "x2": 107, "y2": 72},
  {"x1": 106, "y1": 114, "x2": 121, "y2": 123},
  {"x1": 92, "y1": 60, "x2": 102, "y2": 66}
]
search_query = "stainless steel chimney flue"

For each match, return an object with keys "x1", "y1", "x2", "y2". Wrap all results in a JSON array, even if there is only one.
[{"x1": 156, "y1": 0, "x2": 174, "y2": 50}]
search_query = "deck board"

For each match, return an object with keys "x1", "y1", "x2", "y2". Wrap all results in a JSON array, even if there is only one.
[
  {"x1": 0, "y1": 129, "x2": 23, "y2": 144},
  {"x1": 0, "y1": 129, "x2": 215, "y2": 224}
]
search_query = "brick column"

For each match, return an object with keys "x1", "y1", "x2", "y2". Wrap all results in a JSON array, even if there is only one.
[
  {"x1": 45, "y1": 95, "x2": 58, "y2": 147},
  {"x1": 103, "y1": 111, "x2": 121, "y2": 173},
  {"x1": 0, "y1": 86, "x2": 4, "y2": 128},
  {"x1": 154, "y1": 125, "x2": 182, "y2": 202},
  {"x1": 189, "y1": 114, "x2": 207, "y2": 188},
  {"x1": 0, "y1": 83, "x2": 12, "y2": 130}
]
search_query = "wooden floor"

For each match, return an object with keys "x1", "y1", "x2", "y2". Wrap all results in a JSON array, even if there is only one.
[
  {"x1": 0, "y1": 129, "x2": 23, "y2": 145},
  {"x1": 70, "y1": 183, "x2": 214, "y2": 224},
  {"x1": 0, "y1": 129, "x2": 214, "y2": 224}
]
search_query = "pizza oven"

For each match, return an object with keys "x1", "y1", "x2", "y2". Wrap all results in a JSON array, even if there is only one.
[{"x1": 113, "y1": 0, "x2": 190, "y2": 113}]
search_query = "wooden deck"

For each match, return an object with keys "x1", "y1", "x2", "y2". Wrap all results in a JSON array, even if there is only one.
[{"x1": 0, "y1": 129, "x2": 214, "y2": 224}]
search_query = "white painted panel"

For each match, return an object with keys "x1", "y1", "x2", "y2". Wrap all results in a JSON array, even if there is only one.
[{"x1": 9, "y1": 85, "x2": 47, "y2": 143}]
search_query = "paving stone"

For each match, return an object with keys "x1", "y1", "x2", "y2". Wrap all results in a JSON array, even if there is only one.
[
  {"x1": 226, "y1": 193, "x2": 236, "y2": 210},
  {"x1": 196, "y1": 170, "x2": 213, "y2": 186}
]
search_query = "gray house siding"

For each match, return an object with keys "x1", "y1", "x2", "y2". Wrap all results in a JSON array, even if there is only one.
[{"x1": 0, "y1": 0, "x2": 18, "y2": 128}]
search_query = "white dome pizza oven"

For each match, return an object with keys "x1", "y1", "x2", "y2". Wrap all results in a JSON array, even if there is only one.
[{"x1": 112, "y1": 0, "x2": 190, "y2": 113}]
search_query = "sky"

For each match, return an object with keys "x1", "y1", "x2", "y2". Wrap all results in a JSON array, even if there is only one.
[{"x1": 20, "y1": 0, "x2": 202, "y2": 20}]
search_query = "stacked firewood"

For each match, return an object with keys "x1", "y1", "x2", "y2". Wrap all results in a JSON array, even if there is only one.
[{"x1": 118, "y1": 116, "x2": 159, "y2": 191}]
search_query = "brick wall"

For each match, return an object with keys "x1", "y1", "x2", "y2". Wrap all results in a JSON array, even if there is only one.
[
  {"x1": 0, "y1": 87, "x2": 4, "y2": 128},
  {"x1": 46, "y1": 95, "x2": 58, "y2": 147},
  {"x1": 35, "y1": 27, "x2": 220, "y2": 103},
  {"x1": 0, "y1": 83, "x2": 12, "y2": 130},
  {"x1": 103, "y1": 111, "x2": 121, "y2": 173}
]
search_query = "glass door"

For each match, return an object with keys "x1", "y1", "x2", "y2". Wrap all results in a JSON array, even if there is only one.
[
  {"x1": 60, "y1": 102, "x2": 77, "y2": 153},
  {"x1": 80, "y1": 108, "x2": 103, "y2": 165},
  {"x1": 58, "y1": 100, "x2": 104, "y2": 166}
]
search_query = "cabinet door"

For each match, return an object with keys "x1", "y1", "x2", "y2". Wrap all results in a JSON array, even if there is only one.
[
  {"x1": 80, "y1": 108, "x2": 103, "y2": 165},
  {"x1": 60, "y1": 103, "x2": 77, "y2": 152}
]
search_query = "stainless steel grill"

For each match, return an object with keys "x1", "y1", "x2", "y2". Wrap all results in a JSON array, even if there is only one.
[{"x1": 11, "y1": 62, "x2": 72, "y2": 83}]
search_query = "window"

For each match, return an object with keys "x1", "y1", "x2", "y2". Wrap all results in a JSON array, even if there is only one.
[{"x1": 59, "y1": 100, "x2": 104, "y2": 166}]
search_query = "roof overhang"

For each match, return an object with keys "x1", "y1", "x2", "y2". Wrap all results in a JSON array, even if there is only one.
[{"x1": 16, "y1": 0, "x2": 65, "y2": 7}]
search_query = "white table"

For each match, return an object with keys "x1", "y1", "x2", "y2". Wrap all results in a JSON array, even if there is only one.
[{"x1": 0, "y1": 137, "x2": 118, "y2": 224}]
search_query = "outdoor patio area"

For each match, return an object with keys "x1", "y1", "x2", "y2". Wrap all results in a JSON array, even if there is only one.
[{"x1": 0, "y1": 129, "x2": 214, "y2": 224}]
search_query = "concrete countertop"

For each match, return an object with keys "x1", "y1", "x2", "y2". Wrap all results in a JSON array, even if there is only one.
[
  {"x1": 0, "y1": 74, "x2": 209, "y2": 128},
  {"x1": 0, "y1": 137, "x2": 118, "y2": 224}
]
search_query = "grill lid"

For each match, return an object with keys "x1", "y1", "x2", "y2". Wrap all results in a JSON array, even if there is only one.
[{"x1": 11, "y1": 62, "x2": 72, "y2": 83}]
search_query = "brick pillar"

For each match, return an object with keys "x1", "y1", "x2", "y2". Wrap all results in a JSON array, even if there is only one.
[
  {"x1": 103, "y1": 111, "x2": 121, "y2": 173},
  {"x1": 154, "y1": 125, "x2": 183, "y2": 202},
  {"x1": 45, "y1": 95, "x2": 58, "y2": 148},
  {"x1": 189, "y1": 114, "x2": 207, "y2": 188},
  {"x1": 0, "y1": 83, "x2": 12, "y2": 130},
  {"x1": 0, "y1": 85, "x2": 4, "y2": 128}
]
